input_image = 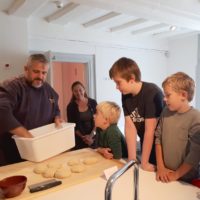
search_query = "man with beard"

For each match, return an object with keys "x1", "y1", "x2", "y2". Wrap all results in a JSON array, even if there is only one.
[{"x1": 0, "y1": 54, "x2": 62, "y2": 166}]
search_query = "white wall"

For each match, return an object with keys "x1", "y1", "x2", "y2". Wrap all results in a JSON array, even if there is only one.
[
  {"x1": 167, "y1": 35, "x2": 198, "y2": 76},
  {"x1": 28, "y1": 18, "x2": 169, "y2": 89},
  {"x1": 0, "y1": 13, "x2": 198, "y2": 129},
  {"x1": 167, "y1": 35, "x2": 198, "y2": 106},
  {"x1": 0, "y1": 12, "x2": 28, "y2": 81},
  {"x1": 28, "y1": 19, "x2": 169, "y2": 130}
]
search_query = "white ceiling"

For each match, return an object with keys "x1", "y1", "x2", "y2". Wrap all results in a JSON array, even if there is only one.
[{"x1": 0, "y1": 0, "x2": 200, "y2": 39}]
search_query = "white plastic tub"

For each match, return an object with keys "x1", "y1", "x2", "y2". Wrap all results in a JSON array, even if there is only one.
[{"x1": 12, "y1": 123, "x2": 75, "y2": 162}]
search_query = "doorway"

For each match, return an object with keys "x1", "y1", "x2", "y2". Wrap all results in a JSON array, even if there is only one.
[
  {"x1": 49, "y1": 52, "x2": 96, "y2": 121},
  {"x1": 52, "y1": 61, "x2": 87, "y2": 121}
]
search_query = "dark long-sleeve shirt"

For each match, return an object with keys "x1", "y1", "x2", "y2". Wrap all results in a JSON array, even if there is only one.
[
  {"x1": 0, "y1": 75, "x2": 60, "y2": 165},
  {"x1": 66, "y1": 98, "x2": 97, "y2": 149}
]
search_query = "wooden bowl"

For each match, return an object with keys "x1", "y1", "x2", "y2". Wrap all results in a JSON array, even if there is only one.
[{"x1": 0, "y1": 175, "x2": 27, "y2": 198}]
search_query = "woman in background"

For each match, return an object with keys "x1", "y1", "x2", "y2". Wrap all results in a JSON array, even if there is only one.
[{"x1": 67, "y1": 81, "x2": 97, "y2": 150}]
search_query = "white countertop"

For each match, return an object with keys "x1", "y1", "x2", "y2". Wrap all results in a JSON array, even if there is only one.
[{"x1": 35, "y1": 167, "x2": 200, "y2": 200}]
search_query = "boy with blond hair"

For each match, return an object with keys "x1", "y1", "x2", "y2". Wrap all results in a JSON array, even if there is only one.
[
  {"x1": 155, "y1": 72, "x2": 200, "y2": 183},
  {"x1": 94, "y1": 101, "x2": 127, "y2": 159}
]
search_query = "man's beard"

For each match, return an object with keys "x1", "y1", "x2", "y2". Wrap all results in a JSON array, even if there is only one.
[{"x1": 31, "y1": 78, "x2": 44, "y2": 88}]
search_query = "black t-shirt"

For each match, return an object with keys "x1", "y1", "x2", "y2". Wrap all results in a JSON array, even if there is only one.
[{"x1": 122, "y1": 82, "x2": 164, "y2": 139}]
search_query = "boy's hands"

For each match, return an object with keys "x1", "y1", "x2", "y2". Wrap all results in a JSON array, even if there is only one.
[
  {"x1": 156, "y1": 166, "x2": 174, "y2": 182},
  {"x1": 141, "y1": 162, "x2": 156, "y2": 172},
  {"x1": 97, "y1": 148, "x2": 113, "y2": 159},
  {"x1": 159, "y1": 163, "x2": 192, "y2": 182},
  {"x1": 167, "y1": 171, "x2": 179, "y2": 182}
]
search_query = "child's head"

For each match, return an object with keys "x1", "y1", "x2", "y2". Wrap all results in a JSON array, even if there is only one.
[
  {"x1": 162, "y1": 72, "x2": 195, "y2": 111},
  {"x1": 109, "y1": 57, "x2": 141, "y2": 82},
  {"x1": 94, "y1": 101, "x2": 121, "y2": 129}
]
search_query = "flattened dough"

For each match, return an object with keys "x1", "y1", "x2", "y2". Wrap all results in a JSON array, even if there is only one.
[
  {"x1": 83, "y1": 157, "x2": 99, "y2": 165},
  {"x1": 67, "y1": 159, "x2": 80, "y2": 166},
  {"x1": 71, "y1": 164, "x2": 86, "y2": 173},
  {"x1": 54, "y1": 167, "x2": 71, "y2": 179},
  {"x1": 33, "y1": 164, "x2": 48, "y2": 174}
]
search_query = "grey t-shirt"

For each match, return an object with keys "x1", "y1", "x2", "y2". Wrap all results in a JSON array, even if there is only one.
[{"x1": 155, "y1": 107, "x2": 200, "y2": 181}]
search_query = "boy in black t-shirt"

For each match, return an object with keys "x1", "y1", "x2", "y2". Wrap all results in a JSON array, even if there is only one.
[{"x1": 109, "y1": 57, "x2": 164, "y2": 171}]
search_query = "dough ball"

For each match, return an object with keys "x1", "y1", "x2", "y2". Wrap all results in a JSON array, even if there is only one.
[
  {"x1": 47, "y1": 163, "x2": 62, "y2": 169},
  {"x1": 54, "y1": 167, "x2": 71, "y2": 179},
  {"x1": 43, "y1": 168, "x2": 57, "y2": 178},
  {"x1": 71, "y1": 164, "x2": 86, "y2": 173},
  {"x1": 83, "y1": 157, "x2": 99, "y2": 165},
  {"x1": 67, "y1": 159, "x2": 80, "y2": 166},
  {"x1": 33, "y1": 164, "x2": 48, "y2": 174}
]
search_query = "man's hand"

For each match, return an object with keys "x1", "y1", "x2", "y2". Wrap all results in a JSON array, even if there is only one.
[
  {"x1": 54, "y1": 117, "x2": 64, "y2": 128},
  {"x1": 10, "y1": 126, "x2": 33, "y2": 138}
]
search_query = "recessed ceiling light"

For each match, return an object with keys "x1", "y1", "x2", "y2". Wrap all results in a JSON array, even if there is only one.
[
  {"x1": 53, "y1": 1, "x2": 64, "y2": 9},
  {"x1": 169, "y1": 25, "x2": 177, "y2": 31}
]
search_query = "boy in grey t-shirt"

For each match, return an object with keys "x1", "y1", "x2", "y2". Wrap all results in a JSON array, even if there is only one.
[{"x1": 155, "y1": 72, "x2": 200, "y2": 183}]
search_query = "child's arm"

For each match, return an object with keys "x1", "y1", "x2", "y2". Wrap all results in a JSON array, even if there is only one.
[
  {"x1": 141, "y1": 118, "x2": 157, "y2": 171},
  {"x1": 97, "y1": 148, "x2": 113, "y2": 159},
  {"x1": 155, "y1": 117, "x2": 173, "y2": 182},
  {"x1": 125, "y1": 116, "x2": 137, "y2": 161},
  {"x1": 168, "y1": 129, "x2": 200, "y2": 182},
  {"x1": 167, "y1": 163, "x2": 193, "y2": 181},
  {"x1": 156, "y1": 143, "x2": 173, "y2": 182}
]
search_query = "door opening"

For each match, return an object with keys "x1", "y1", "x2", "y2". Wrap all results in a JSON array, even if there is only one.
[{"x1": 52, "y1": 61, "x2": 87, "y2": 121}]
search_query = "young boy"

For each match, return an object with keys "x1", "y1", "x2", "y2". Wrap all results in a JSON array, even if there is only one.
[
  {"x1": 94, "y1": 101, "x2": 128, "y2": 159},
  {"x1": 155, "y1": 72, "x2": 200, "y2": 183},
  {"x1": 109, "y1": 57, "x2": 164, "y2": 171}
]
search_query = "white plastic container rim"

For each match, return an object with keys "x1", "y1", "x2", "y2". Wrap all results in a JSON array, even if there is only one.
[{"x1": 12, "y1": 122, "x2": 75, "y2": 141}]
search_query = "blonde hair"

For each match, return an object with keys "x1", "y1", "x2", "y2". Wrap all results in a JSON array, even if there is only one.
[
  {"x1": 162, "y1": 72, "x2": 195, "y2": 102},
  {"x1": 97, "y1": 101, "x2": 121, "y2": 124}
]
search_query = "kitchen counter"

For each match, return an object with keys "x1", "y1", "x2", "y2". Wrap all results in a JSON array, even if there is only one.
[
  {"x1": 35, "y1": 167, "x2": 200, "y2": 200},
  {"x1": 0, "y1": 149, "x2": 199, "y2": 200}
]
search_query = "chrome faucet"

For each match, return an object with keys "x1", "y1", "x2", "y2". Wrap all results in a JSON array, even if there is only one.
[{"x1": 105, "y1": 160, "x2": 139, "y2": 200}]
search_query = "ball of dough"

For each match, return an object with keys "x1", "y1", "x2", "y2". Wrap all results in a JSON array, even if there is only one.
[
  {"x1": 67, "y1": 159, "x2": 80, "y2": 166},
  {"x1": 43, "y1": 168, "x2": 57, "y2": 178},
  {"x1": 71, "y1": 164, "x2": 86, "y2": 173},
  {"x1": 33, "y1": 164, "x2": 48, "y2": 174},
  {"x1": 54, "y1": 167, "x2": 71, "y2": 179},
  {"x1": 83, "y1": 157, "x2": 99, "y2": 165}
]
